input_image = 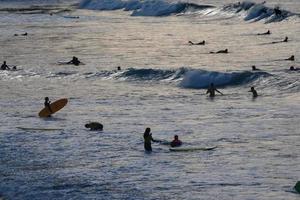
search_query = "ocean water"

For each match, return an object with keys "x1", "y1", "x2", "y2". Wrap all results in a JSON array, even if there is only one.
[{"x1": 0, "y1": 0, "x2": 299, "y2": 199}]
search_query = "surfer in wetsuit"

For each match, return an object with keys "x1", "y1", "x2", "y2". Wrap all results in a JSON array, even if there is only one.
[
  {"x1": 249, "y1": 87, "x2": 258, "y2": 98},
  {"x1": 257, "y1": 30, "x2": 271, "y2": 35},
  {"x1": 206, "y1": 83, "x2": 223, "y2": 97},
  {"x1": 285, "y1": 55, "x2": 294, "y2": 61},
  {"x1": 85, "y1": 122, "x2": 103, "y2": 131},
  {"x1": 1, "y1": 61, "x2": 10, "y2": 70},
  {"x1": 143, "y1": 127, "x2": 159, "y2": 152},
  {"x1": 252, "y1": 65, "x2": 260, "y2": 71},
  {"x1": 44, "y1": 97, "x2": 53, "y2": 116},
  {"x1": 67, "y1": 56, "x2": 81, "y2": 66},
  {"x1": 170, "y1": 135, "x2": 182, "y2": 147},
  {"x1": 210, "y1": 49, "x2": 228, "y2": 54}
]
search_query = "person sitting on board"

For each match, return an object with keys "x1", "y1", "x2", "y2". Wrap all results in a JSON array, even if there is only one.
[
  {"x1": 143, "y1": 127, "x2": 160, "y2": 152},
  {"x1": 252, "y1": 65, "x2": 260, "y2": 71},
  {"x1": 85, "y1": 122, "x2": 103, "y2": 131},
  {"x1": 44, "y1": 97, "x2": 53, "y2": 116},
  {"x1": 257, "y1": 30, "x2": 271, "y2": 35},
  {"x1": 210, "y1": 49, "x2": 228, "y2": 54},
  {"x1": 206, "y1": 83, "x2": 223, "y2": 97},
  {"x1": 67, "y1": 56, "x2": 81, "y2": 66},
  {"x1": 170, "y1": 135, "x2": 182, "y2": 147},
  {"x1": 249, "y1": 87, "x2": 258, "y2": 98},
  {"x1": 285, "y1": 55, "x2": 294, "y2": 61},
  {"x1": 1, "y1": 61, "x2": 10, "y2": 70}
]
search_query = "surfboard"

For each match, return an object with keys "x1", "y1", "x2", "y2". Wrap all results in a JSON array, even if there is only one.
[
  {"x1": 38, "y1": 98, "x2": 68, "y2": 117},
  {"x1": 169, "y1": 146, "x2": 217, "y2": 152},
  {"x1": 17, "y1": 127, "x2": 63, "y2": 131}
]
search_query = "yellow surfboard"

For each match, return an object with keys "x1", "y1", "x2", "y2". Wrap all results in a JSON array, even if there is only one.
[{"x1": 38, "y1": 98, "x2": 68, "y2": 117}]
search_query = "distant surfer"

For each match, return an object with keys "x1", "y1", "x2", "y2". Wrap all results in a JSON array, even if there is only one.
[
  {"x1": 44, "y1": 97, "x2": 53, "y2": 117},
  {"x1": 143, "y1": 127, "x2": 160, "y2": 152},
  {"x1": 274, "y1": 6, "x2": 282, "y2": 16},
  {"x1": 85, "y1": 122, "x2": 103, "y2": 131},
  {"x1": 170, "y1": 135, "x2": 182, "y2": 147},
  {"x1": 289, "y1": 66, "x2": 299, "y2": 71},
  {"x1": 210, "y1": 49, "x2": 228, "y2": 54},
  {"x1": 272, "y1": 36, "x2": 288, "y2": 44},
  {"x1": 249, "y1": 87, "x2": 258, "y2": 98},
  {"x1": 189, "y1": 40, "x2": 205, "y2": 45},
  {"x1": 285, "y1": 55, "x2": 294, "y2": 61},
  {"x1": 117, "y1": 66, "x2": 121, "y2": 71},
  {"x1": 206, "y1": 83, "x2": 223, "y2": 97},
  {"x1": 257, "y1": 30, "x2": 271, "y2": 35},
  {"x1": 1, "y1": 61, "x2": 11, "y2": 70},
  {"x1": 67, "y1": 56, "x2": 81, "y2": 66},
  {"x1": 252, "y1": 65, "x2": 260, "y2": 71}
]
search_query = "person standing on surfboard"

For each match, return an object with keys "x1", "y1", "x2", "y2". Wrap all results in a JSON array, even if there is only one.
[
  {"x1": 44, "y1": 97, "x2": 53, "y2": 117},
  {"x1": 206, "y1": 83, "x2": 223, "y2": 97},
  {"x1": 143, "y1": 127, "x2": 160, "y2": 152}
]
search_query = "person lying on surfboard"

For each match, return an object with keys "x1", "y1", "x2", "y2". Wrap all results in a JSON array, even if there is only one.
[
  {"x1": 170, "y1": 135, "x2": 182, "y2": 147},
  {"x1": 143, "y1": 127, "x2": 160, "y2": 152},
  {"x1": 67, "y1": 56, "x2": 81, "y2": 66},
  {"x1": 44, "y1": 97, "x2": 53, "y2": 117},
  {"x1": 85, "y1": 122, "x2": 103, "y2": 131}
]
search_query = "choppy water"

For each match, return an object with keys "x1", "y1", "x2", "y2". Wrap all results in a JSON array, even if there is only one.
[{"x1": 0, "y1": 0, "x2": 299, "y2": 199}]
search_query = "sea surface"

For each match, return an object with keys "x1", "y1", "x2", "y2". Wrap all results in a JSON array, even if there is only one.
[{"x1": 0, "y1": 0, "x2": 299, "y2": 199}]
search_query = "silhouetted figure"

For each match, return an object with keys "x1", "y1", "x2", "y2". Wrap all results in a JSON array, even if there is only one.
[
  {"x1": 44, "y1": 97, "x2": 52, "y2": 117},
  {"x1": 249, "y1": 87, "x2": 258, "y2": 98},
  {"x1": 289, "y1": 66, "x2": 299, "y2": 71},
  {"x1": 206, "y1": 83, "x2": 223, "y2": 97},
  {"x1": 67, "y1": 56, "x2": 81, "y2": 66},
  {"x1": 85, "y1": 122, "x2": 103, "y2": 131},
  {"x1": 143, "y1": 127, "x2": 160, "y2": 152},
  {"x1": 257, "y1": 30, "x2": 271, "y2": 35},
  {"x1": 1, "y1": 61, "x2": 10, "y2": 70},
  {"x1": 285, "y1": 55, "x2": 294, "y2": 61},
  {"x1": 210, "y1": 49, "x2": 228, "y2": 54},
  {"x1": 189, "y1": 40, "x2": 205, "y2": 45},
  {"x1": 21, "y1": 32, "x2": 28, "y2": 36},
  {"x1": 283, "y1": 36, "x2": 288, "y2": 42},
  {"x1": 117, "y1": 66, "x2": 121, "y2": 71},
  {"x1": 252, "y1": 65, "x2": 260, "y2": 71},
  {"x1": 170, "y1": 135, "x2": 182, "y2": 147}
]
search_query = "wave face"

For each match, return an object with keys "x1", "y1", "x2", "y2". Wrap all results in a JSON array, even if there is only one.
[
  {"x1": 179, "y1": 70, "x2": 269, "y2": 89},
  {"x1": 78, "y1": 0, "x2": 297, "y2": 22},
  {"x1": 222, "y1": 1, "x2": 296, "y2": 23},
  {"x1": 78, "y1": 0, "x2": 213, "y2": 16}
]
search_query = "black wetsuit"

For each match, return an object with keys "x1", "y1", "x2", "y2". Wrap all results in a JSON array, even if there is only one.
[{"x1": 144, "y1": 132, "x2": 155, "y2": 151}]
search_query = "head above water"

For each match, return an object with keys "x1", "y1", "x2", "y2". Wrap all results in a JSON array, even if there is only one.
[
  {"x1": 251, "y1": 86, "x2": 255, "y2": 90},
  {"x1": 290, "y1": 66, "x2": 295, "y2": 70},
  {"x1": 174, "y1": 135, "x2": 179, "y2": 140},
  {"x1": 3, "y1": 61, "x2": 6, "y2": 64},
  {"x1": 252, "y1": 65, "x2": 256, "y2": 70},
  {"x1": 45, "y1": 97, "x2": 49, "y2": 101},
  {"x1": 145, "y1": 127, "x2": 151, "y2": 134}
]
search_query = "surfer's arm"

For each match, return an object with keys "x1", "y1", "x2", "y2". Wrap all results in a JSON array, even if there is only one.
[{"x1": 216, "y1": 89, "x2": 223, "y2": 95}]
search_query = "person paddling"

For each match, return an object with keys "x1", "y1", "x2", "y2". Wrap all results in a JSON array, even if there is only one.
[{"x1": 85, "y1": 122, "x2": 103, "y2": 131}]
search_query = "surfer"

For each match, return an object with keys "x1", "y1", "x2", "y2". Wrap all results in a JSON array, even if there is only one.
[
  {"x1": 210, "y1": 49, "x2": 228, "y2": 54},
  {"x1": 249, "y1": 87, "x2": 258, "y2": 98},
  {"x1": 117, "y1": 66, "x2": 121, "y2": 71},
  {"x1": 206, "y1": 83, "x2": 223, "y2": 97},
  {"x1": 85, "y1": 122, "x2": 103, "y2": 131},
  {"x1": 257, "y1": 30, "x2": 271, "y2": 35},
  {"x1": 67, "y1": 56, "x2": 81, "y2": 66},
  {"x1": 289, "y1": 66, "x2": 299, "y2": 71},
  {"x1": 283, "y1": 36, "x2": 288, "y2": 42},
  {"x1": 252, "y1": 65, "x2": 260, "y2": 71},
  {"x1": 189, "y1": 40, "x2": 205, "y2": 45},
  {"x1": 44, "y1": 97, "x2": 53, "y2": 116},
  {"x1": 274, "y1": 6, "x2": 282, "y2": 16},
  {"x1": 1, "y1": 61, "x2": 10, "y2": 70},
  {"x1": 143, "y1": 127, "x2": 160, "y2": 152},
  {"x1": 285, "y1": 55, "x2": 294, "y2": 61},
  {"x1": 170, "y1": 135, "x2": 182, "y2": 147}
]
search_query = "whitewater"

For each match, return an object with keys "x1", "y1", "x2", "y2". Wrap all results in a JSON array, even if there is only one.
[{"x1": 0, "y1": 0, "x2": 299, "y2": 199}]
